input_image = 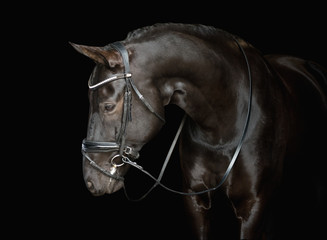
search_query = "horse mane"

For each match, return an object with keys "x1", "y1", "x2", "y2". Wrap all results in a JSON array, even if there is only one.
[{"x1": 125, "y1": 23, "x2": 234, "y2": 42}]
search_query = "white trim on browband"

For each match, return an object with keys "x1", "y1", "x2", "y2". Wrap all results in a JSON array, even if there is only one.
[{"x1": 88, "y1": 73, "x2": 132, "y2": 90}]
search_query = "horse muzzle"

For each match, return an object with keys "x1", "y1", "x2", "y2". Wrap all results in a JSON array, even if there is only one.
[{"x1": 81, "y1": 138, "x2": 140, "y2": 195}]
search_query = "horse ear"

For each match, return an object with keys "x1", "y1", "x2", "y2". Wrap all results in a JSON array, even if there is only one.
[{"x1": 69, "y1": 42, "x2": 122, "y2": 68}]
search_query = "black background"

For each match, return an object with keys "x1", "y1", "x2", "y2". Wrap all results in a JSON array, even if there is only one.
[{"x1": 7, "y1": 3, "x2": 326, "y2": 239}]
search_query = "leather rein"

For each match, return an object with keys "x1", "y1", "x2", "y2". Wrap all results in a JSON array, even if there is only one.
[{"x1": 81, "y1": 38, "x2": 252, "y2": 200}]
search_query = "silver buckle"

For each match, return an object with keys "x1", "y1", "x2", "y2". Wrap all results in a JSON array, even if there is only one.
[{"x1": 123, "y1": 146, "x2": 140, "y2": 159}]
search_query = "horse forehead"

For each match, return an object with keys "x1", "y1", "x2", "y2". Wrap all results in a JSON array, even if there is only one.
[
  {"x1": 90, "y1": 65, "x2": 111, "y2": 84},
  {"x1": 89, "y1": 68, "x2": 125, "y2": 98}
]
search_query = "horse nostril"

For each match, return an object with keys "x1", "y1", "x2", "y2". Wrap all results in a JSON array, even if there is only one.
[
  {"x1": 85, "y1": 180, "x2": 104, "y2": 196},
  {"x1": 86, "y1": 181, "x2": 94, "y2": 190}
]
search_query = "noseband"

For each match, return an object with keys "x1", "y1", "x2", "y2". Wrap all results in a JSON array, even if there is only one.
[
  {"x1": 82, "y1": 42, "x2": 165, "y2": 180},
  {"x1": 81, "y1": 38, "x2": 252, "y2": 200}
]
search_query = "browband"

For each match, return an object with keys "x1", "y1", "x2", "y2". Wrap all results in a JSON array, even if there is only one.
[{"x1": 88, "y1": 73, "x2": 132, "y2": 90}]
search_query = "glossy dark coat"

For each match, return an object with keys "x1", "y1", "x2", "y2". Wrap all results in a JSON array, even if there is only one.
[{"x1": 71, "y1": 23, "x2": 327, "y2": 239}]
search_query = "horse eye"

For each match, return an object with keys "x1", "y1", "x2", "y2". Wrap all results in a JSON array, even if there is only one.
[{"x1": 104, "y1": 103, "x2": 116, "y2": 112}]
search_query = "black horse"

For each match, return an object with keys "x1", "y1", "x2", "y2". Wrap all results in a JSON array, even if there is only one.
[{"x1": 71, "y1": 23, "x2": 327, "y2": 239}]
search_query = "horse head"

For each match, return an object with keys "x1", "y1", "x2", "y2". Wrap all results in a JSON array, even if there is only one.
[{"x1": 71, "y1": 42, "x2": 165, "y2": 195}]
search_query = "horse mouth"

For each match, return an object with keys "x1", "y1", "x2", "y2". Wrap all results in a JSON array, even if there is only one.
[
  {"x1": 86, "y1": 177, "x2": 124, "y2": 196},
  {"x1": 83, "y1": 153, "x2": 128, "y2": 195},
  {"x1": 85, "y1": 165, "x2": 125, "y2": 195}
]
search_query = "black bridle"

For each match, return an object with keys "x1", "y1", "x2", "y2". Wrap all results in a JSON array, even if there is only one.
[
  {"x1": 81, "y1": 38, "x2": 252, "y2": 200},
  {"x1": 82, "y1": 42, "x2": 165, "y2": 181}
]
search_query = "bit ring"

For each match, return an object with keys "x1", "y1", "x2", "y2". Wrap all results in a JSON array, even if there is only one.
[{"x1": 110, "y1": 155, "x2": 125, "y2": 167}]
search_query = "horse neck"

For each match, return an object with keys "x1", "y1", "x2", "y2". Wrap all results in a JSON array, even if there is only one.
[{"x1": 131, "y1": 37, "x2": 251, "y2": 145}]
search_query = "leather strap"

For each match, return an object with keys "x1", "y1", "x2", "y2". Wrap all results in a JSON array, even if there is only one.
[{"x1": 111, "y1": 42, "x2": 130, "y2": 73}]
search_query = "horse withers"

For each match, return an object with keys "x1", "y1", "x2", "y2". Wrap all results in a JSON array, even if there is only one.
[{"x1": 71, "y1": 23, "x2": 327, "y2": 239}]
